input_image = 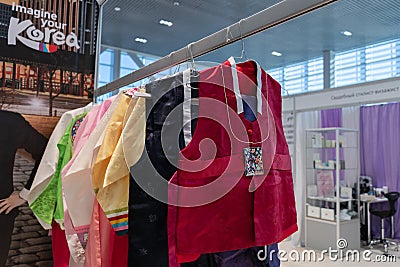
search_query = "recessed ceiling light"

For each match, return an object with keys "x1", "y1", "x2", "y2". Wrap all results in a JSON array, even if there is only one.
[
  {"x1": 271, "y1": 51, "x2": 282, "y2": 57},
  {"x1": 135, "y1": 37, "x2": 148, "y2": 44},
  {"x1": 159, "y1": 19, "x2": 173, "y2": 27},
  {"x1": 341, "y1": 31, "x2": 352, "y2": 36},
  {"x1": 114, "y1": 7, "x2": 121, "y2": 11},
  {"x1": 174, "y1": 1, "x2": 180, "y2": 6}
]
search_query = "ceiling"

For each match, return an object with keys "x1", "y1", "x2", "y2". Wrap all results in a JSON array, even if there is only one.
[{"x1": 101, "y1": 0, "x2": 400, "y2": 70}]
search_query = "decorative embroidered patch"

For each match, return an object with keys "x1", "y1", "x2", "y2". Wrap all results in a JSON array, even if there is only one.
[
  {"x1": 243, "y1": 147, "x2": 264, "y2": 176},
  {"x1": 71, "y1": 117, "x2": 84, "y2": 142}
]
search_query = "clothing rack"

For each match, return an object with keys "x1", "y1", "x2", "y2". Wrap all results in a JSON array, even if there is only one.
[{"x1": 95, "y1": 0, "x2": 338, "y2": 98}]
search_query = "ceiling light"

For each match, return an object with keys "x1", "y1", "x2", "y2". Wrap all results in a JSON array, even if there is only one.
[
  {"x1": 159, "y1": 19, "x2": 173, "y2": 27},
  {"x1": 114, "y1": 7, "x2": 121, "y2": 11},
  {"x1": 341, "y1": 31, "x2": 352, "y2": 36},
  {"x1": 174, "y1": 2, "x2": 180, "y2": 6},
  {"x1": 271, "y1": 51, "x2": 282, "y2": 57},
  {"x1": 135, "y1": 37, "x2": 148, "y2": 44}
]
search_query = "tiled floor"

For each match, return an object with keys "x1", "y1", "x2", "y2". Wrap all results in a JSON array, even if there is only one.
[{"x1": 279, "y1": 240, "x2": 399, "y2": 267}]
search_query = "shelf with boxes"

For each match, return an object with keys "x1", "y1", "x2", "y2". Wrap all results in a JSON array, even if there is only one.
[{"x1": 305, "y1": 128, "x2": 360, "y2": 251}]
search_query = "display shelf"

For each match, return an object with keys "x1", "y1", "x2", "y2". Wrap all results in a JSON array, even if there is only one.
[
  {"x1": 306, "y1": 146, "x2": 358, "y2": 149},
  {"x1": 307, "y1": 196, "x2": 353, "y2": 202},
  {"x1": 306, "y1": 216, "x2": 359, "y2": 225},
  {"x1": 305, "y1": 127, "x2": 360, "y2": 251},
  {"x1": 306, "y1": 168, "x2": 358, "y2": 170}
]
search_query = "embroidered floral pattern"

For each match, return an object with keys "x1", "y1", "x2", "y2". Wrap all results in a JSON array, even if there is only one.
[{"x1": 71, "y1": 117, "x2": 84, "y2": 142}]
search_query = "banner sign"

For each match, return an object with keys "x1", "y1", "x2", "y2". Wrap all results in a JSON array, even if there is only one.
[
  {"x1": 0, "y1": 0, "x2": 98, "y2": 72},
  {"x1": 283, "y1": 77, "x2": 400, "y2": 112},
  {"x1": 0, "y1": 0, "x2": 99, "y2": 116}
]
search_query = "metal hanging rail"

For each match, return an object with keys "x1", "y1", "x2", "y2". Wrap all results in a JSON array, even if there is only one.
[{"x1": 95, "y1": 0, "x2": 339, "y2": 97}]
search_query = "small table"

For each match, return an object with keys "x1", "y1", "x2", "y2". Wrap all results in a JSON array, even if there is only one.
[{"x1": 360, "y1": 196, "x2": 389, "y2": 244}]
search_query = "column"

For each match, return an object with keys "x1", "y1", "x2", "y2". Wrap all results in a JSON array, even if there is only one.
[
  {"x1": 323, "y1": 50, "x2": 334, "y2": 89},
  {"x1": 112, "y1": 49, "x2": 121, "y2": 95}
]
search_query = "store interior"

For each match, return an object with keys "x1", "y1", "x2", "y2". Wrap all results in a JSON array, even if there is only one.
[{"x1": 95, "y1": 0, "x2": 400, "y2": 266}]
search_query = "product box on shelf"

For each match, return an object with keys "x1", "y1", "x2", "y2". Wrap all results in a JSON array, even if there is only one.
[
  {"x1": 311, "y1": 133, "x2": 324, "y2": 148},
  {"x1": 307, "y1": 205, "x2": 321, "y2": 218},
  {"x1": 340, "y1": 187, "x2": 353, "y2": 199},
  {"x1": 307, "y1": 185, "x2": 318, "y2": 197},
  {"x1": 321, "y1": 208, "x2": 335, "y2": 221}
]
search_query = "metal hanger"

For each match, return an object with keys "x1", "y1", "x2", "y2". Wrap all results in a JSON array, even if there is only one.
[
  {"x1": 227, "y1": 19, "x2": 250, "y2": 63},
  {"x1": 186, "y1": 43, "x2": 198, "y2": 72},
  {"x1": 182, "y1": 43, "x2": 199, "y2": 90},
  {"x1": 238, "y1": 19, "x2": 250, "y2": 61}
]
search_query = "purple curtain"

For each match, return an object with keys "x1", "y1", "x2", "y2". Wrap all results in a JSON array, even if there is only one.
[
  {"x1": 321, "y1": 108, "x2": 343, "y2": 183},
  {"x1": 321, "y1": 108, "x2": 343, "y2": 128},
  {"x1": 360, "y1": 102, "x2": 400, "y2": 239}
]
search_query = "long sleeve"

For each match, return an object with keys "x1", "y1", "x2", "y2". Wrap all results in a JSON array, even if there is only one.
[
  {"x1": 29, "y1": 113, "x2": 88, "y2": 228},
  {"x1": 26, "y1": 105, "x2": 92, "y2": 205}
]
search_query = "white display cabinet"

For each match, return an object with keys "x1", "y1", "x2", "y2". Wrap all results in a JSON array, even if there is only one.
[{"x1": 305, "y1": 128, "x2": 360, "y2": 251}]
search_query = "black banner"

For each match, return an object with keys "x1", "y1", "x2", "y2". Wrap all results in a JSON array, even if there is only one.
[{"x1": 0, "y1": 0, "x2": 99, "y2": 104}]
